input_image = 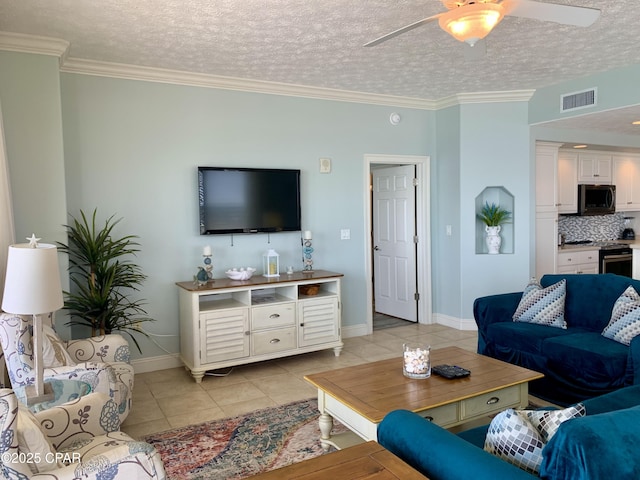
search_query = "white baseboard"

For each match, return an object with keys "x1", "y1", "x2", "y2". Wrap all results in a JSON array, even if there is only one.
[
  {"x1": 130, "y1": 318, "x2": 473, "y2": 374},
  {"x1": 433, "y1": 313, "x2": 477, "y2": 331},
  {"x1": 342, "y1": 323, "x2": 369, "y2": 338},
  {"x1": 131, "y1": 353, "x2": 183, "y2": 374}
]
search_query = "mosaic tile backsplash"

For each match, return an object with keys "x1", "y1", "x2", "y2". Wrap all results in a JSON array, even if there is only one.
[{"x1": 558, "y1": 213, "x2": 632, "y2": 242}]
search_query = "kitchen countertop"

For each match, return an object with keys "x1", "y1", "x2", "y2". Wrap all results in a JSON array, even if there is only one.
[
  {"x1": 559, "y1": 240, "x2": 640, "y2": 252},
  {"x1": 558, "y1": 245, "x2": 600, "y2": 252}
]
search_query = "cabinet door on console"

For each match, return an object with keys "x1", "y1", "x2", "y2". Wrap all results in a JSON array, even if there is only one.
[
  {"x1": 200, "y1": 309, "x2": 250, "y2": 363},
  {"x1": 298, "y1": 297, "x2": 340, "y2": 347}
]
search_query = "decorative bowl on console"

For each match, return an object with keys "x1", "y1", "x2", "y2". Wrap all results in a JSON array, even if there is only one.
[{"x1": 225, "y1": 267, "x2": 256, "y2": 280}]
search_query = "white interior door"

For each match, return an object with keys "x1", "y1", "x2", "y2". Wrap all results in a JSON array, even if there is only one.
[{"x1": 372, "y1": 165, "x2": 417, "y2": 322}]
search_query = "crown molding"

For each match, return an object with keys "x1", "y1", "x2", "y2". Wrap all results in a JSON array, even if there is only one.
[
  {"x1": 59, "y1": 57, "x2": 439, "y2": 109},
  {"x1": 435, "y1": 90, "x2": 536, "y2": 109},
  {"x1": 0, "y1": 32, "x2": 69, "y2": 63},
  {"x1": 0, "y1": 31, "x2": 535, "y2": 110},
  {"x1": 60, "y1": 58, "x2": 536, "y2": 110}
]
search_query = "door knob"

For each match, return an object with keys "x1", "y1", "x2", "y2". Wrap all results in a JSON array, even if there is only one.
[{"x1": 373, "y1": 246, "x2": 380, "y2": 251}]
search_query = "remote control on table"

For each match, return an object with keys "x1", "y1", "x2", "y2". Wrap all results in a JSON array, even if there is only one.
[{"x1": 432, "y1": 364, "x2": 471, "y2": 379}]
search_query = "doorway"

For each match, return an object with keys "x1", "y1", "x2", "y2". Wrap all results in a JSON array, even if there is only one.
[
  {"x1": 372, "y1": 164, "x2": 418, "y2": 324},
  {"x1": 364, "y1": 155, "x2": 431, "y2": 334}
]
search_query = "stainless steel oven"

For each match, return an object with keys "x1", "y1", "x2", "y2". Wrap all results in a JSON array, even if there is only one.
[{"x1": 599, "y1": 245, "x2": 633, "y2": 277}]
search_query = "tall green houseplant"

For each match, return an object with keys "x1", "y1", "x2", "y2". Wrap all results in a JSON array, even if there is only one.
[{"x1": 58, "y1": 209, "x2": 153, "y2": 352}]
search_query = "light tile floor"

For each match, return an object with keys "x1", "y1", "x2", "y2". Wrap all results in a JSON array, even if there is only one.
[{"x1": 121, "y1": 323, "x2": 478, "y2": 440}]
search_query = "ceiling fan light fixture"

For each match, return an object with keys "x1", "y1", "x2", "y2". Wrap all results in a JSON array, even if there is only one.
[{"x1": 438, "y1": 3, "x2": 504, "y2": 46}]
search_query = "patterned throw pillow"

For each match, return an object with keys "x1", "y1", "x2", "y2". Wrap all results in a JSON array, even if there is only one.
[
  {"x1": 17, "y1": 404, "x2": 64, "y2": 473},
  {"x1": 602, "y1": 286, "x2": 640, "y2": 345},
  {"x1": 484, "y1": 409, "x2": 545, "y2": 474},
  {"x1": 521, "y1": 404, "x2": 585, "y2": 442},
  {"x1": 42, "y1": 324, "x2": 76, "y2": 367},
  {"x1": 512, "y1": 279, "x2": 567, "y2": 329},
  {"x1": 484, "y1": 405, "x2": 585, "y2": 474}
]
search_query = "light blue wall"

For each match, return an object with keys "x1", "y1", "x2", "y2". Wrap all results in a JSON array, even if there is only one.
[
  {"x1": 59, "y1": 73, "x2": 434, "y2": 358},
  {"x1": 458, "y1": 102, "x2": 532, "y2": 318},
  {"x1": 432, "y1": 101, "x2": 532, "y2": 320},
  {"x1": 529, "y1": 64, "x2": 640, "y2": 125},
  {"x1": 432, "y1": 106, "x2": 461, "y2": 320},
  {"x1": 0, "y1": 51, "x2": 71, "y2": 337},
  {"x1": 0, "y1": 52, "x2": 67, "y2": 242}
]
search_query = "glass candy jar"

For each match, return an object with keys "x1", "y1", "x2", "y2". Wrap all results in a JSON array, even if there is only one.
[{"x1": 403, "y1": 343, "x2": 431, "y2": 379}]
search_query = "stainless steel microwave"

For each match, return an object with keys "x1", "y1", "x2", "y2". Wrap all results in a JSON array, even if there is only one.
[{"x1": 577, "y1": 184, "x2": 616, "y2": 215}]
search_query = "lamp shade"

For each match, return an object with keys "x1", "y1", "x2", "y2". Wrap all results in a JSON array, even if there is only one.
[
  {"x1": 2, "y1": 243, "x2": 63, "y2": 315},
  {"x1": 439, "y1": 3, "x2": 504, "y2": 46}
]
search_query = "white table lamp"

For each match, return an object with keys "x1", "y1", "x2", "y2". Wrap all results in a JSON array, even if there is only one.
[{"x1": 2, "y1": 235, "x2": 63, "y2": 404}]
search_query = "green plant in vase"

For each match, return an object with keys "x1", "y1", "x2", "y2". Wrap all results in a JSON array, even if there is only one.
[
  {"x1": 477, "y1": 202, "x2": 512, "y2": 254},
  {"x1": 477, "y1": 202, "x2": 512, "y2": 227},
  {"x1": 57, "y1": 209, "x2": 153, "y2": 352}
]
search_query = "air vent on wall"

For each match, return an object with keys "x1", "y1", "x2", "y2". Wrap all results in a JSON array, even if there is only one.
[{"x1": 561, "y1": 88, "x2": 597, "y2": 112}]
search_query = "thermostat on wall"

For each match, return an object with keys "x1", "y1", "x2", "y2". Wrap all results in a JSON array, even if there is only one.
[{"x1": 320, "y1": 158, "x2": 332, "y2": 173}]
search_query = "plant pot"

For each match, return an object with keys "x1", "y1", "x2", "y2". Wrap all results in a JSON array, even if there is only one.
[{"x1": 485, "y1": 225, "x2": 502, "y2": 254}]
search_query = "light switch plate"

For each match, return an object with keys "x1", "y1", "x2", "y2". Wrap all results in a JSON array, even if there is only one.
[{"x1": 320, "y1": 158, "x2": 332, "y2": 173}]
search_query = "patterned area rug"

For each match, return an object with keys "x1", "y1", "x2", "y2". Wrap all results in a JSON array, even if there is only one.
[{"x1": 143, "y1": 398, "x2": 347, "y2": 480}]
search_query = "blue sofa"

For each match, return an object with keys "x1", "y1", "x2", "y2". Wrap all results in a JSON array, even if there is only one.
[
  {"x1": 378, "y1": 385, "x2": 640, "y2": 480},
  {"x1": 474, "y1": 273, "x2": 640, "y2": 405}
]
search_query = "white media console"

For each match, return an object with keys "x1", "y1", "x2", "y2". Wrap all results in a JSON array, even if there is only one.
[{"x1": 177, "y1": 270, "x2": 344, "y2": 382}]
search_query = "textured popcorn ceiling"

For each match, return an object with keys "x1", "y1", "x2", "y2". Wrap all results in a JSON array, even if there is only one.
[{"x1": 1, "y1": 0, "x2": 640, "y2": 134}]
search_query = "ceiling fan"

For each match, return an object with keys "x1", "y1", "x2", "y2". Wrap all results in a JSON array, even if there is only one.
[{"x1": 364, "y1": 0, "x2": 600, "y2": 48}]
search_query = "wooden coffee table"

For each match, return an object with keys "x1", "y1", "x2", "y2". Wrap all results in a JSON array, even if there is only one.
[
  {"x1": 304, "y1": 346, "x2": 543, "y2": 449},
  {"x1": 244, "y1": 441, "x2": 428, "y2": 479}
]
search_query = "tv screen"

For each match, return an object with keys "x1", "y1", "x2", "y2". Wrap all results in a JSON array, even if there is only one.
[{"x1": 198, "y1": 167, "x2": 301, "y2": 235}]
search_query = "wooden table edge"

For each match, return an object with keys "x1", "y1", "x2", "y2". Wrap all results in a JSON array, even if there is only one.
[
  {"x1": 304, "y1": 367, "x2": 544, "y2": 423},
  {"x1": 242, "y1": 441, "x2": 428, "y2": 479}
]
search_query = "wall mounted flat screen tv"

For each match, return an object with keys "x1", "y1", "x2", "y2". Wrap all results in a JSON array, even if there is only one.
[{"x1": 198, "y1": 167, "x2": 301, "y2": 235}]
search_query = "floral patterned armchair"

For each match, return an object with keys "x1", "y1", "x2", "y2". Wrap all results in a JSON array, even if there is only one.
[
  {"x1": 0, "y1": 313, "x2": 134, "y2": 422},
  {"x1": 0, "y1": 388, "x2": 166, "y2": 479}
]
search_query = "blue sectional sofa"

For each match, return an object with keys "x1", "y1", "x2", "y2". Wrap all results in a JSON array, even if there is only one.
[
  {"x1": 473, "y1": 273, "x2": 640, "y2": 405},
  {"x1": 378, "y1": 385, "x2": 640, "y2": 480}
]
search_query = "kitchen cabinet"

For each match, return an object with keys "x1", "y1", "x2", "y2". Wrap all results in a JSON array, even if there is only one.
[
  {"x1": 613, "y1": 154, "x2": 640, "y2": 211},
  {"x1": 178, "y1": 270, "x2": 343, "y2": 383},
  {"x1": 535, "y1": 142, "x2": 563, "y2": 278},
  {"x1": 536, "y1": 211, "x2": 558, "y2": 277},
  {"x1": 557, "y1": 151, "x2": 578, "y2": 214},
  {"x1": 535, "y1": 144, "x2": 579, "y2": 214},
  {"x1": 557, "y1": 250, "x2": 599, "y2": 274},
  {"x1": 535, "y1": 142, "x2": 560, "y2": 212},
  {"x1": 577, "y1": 153, "x2": 612, "y2": 184}
]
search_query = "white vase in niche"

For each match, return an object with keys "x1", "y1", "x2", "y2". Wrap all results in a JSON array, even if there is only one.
[{"x1": 485, "y1": 226, "x2": 502, "y2": 254}]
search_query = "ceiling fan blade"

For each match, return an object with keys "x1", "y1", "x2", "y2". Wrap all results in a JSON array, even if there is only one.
[
  {"x1": 501, "y1": 0, "x2": 600, "y2": 27},
  {"x1": 364, "y1": 14, "x2": 442, "y2": 47}
]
